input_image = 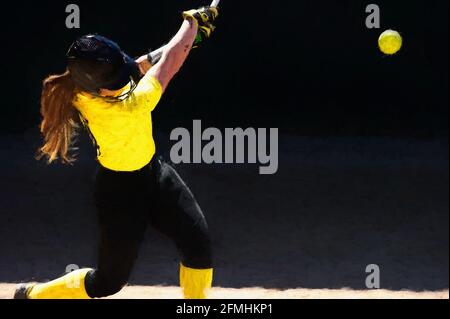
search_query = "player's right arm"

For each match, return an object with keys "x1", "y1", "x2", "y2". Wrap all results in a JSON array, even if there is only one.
[
  {"x1": 147, "y1": 18, "x2": 197, "y2": 92},
  {"x1": 148, "y1": 7, "x2": 219, "y2": 92}
]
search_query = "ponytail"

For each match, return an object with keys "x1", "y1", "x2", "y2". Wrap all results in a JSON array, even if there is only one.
[{"x1": 37, "y1": 70, "x2": 79, "y2": 164}]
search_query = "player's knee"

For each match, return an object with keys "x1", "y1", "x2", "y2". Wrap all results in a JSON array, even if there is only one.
[
  {"x1": 85, "y1": 270, "x2": 129, "y2": 298},
  {"x1": 96, "y1": 280, "x2": 127, "y2": 298}
]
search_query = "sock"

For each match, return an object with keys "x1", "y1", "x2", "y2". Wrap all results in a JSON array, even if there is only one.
[{"x1": 179, "y1": 264, "x2": 213, "y2": 299}]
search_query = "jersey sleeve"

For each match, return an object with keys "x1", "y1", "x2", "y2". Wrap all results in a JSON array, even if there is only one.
[{"x1": 133, "y1": 72, "x2": 163, "y2": 112}]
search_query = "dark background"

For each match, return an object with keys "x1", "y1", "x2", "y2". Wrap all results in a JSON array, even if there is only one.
[
  {"x1": 0, "y1": 0, "x2": 448, "y2": 136},
  {"x1": 0, "y1": 1, "x2": 448, "y2": 294}
]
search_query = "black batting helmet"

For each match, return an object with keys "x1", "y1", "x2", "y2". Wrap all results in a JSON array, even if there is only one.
[{"x1": 67, "y1": 35, "x2": 141, "y2": 93}]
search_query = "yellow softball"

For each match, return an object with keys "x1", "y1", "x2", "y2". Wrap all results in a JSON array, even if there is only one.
[{"x1": 378, "y1": 30, "x2": 403, "y2": 55}]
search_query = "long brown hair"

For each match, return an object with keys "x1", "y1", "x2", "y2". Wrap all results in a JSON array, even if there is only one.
[{"x1": 37, "y1": 70, "x2": 80, "y2": 164}]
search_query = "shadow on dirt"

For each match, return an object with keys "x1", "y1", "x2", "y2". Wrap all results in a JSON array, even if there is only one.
[{"x1": 1, "y1": 130, "x2": 448, "y2": 291}]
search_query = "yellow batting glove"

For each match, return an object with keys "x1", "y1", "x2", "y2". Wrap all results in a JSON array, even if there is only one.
[
  {"x1": 183, "y1": 7, "x2": 219, "y2": 46},
  {"x1": 183, "y1": 7, "x2": 219, "y2": 26}
]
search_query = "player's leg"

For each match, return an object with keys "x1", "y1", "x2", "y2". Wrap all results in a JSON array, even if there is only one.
[
  {"x1": 84, "y1": 232, "x2": 143, "y2": 298},
  {"x1": 86, "y1": 166, "x2": 150, "y2": 298},
  {"x1": 149, "y1": 158, "x2": 213, "y2": 299}
]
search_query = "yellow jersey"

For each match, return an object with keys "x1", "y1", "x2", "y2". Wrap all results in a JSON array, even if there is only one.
[{"x1": 73, "y1": 73, "x2": 163, "y2": 172}]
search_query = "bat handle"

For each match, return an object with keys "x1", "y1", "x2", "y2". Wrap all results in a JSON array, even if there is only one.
[{"x1": 210, "y1": 0, "x2": 221, "y2": 7}]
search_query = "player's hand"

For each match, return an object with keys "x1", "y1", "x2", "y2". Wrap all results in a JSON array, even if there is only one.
[
  {"x1": 183, "y1": 7, "x2": 219, "y2": 45},
  {"x1": 183, "y1": 7, "x2": 219, "y2": 27}
]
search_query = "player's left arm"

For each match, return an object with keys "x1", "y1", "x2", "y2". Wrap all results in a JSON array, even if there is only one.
[
  {"x1": 135, "y1": 53, "x2": 155, "y2": 75},
  {"x1": 136, "y1": 5, "x2": 219, "y2": 76},
  {"x1": 135, "y1": 45, "x2": 167, "y2": 74}
]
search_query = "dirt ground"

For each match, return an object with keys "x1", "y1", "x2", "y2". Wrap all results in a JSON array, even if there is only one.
[
  {"x1": 0, "y1": 284, "x2": 448, "y2": 299},
  {"x1": 0, "y1": 130, "x2": 448, "y2": 299}
]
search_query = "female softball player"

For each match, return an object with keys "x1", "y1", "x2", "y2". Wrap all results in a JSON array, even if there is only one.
[{"x1": 14, "y1": 6, "x2": 219, "y2": 299}]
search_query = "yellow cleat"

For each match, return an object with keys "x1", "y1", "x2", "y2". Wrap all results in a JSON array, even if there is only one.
[{"x1": 13, "y1": 284, "x2": 35, "y2": 299}]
